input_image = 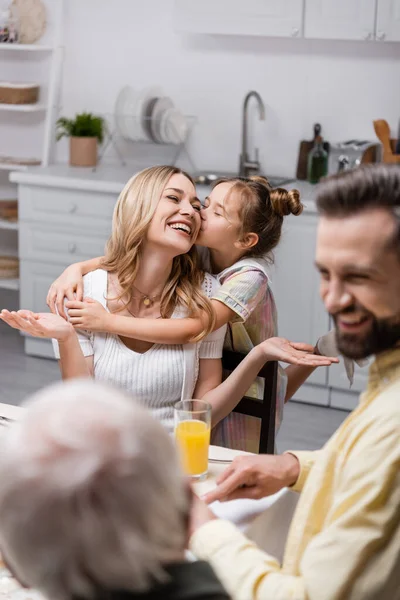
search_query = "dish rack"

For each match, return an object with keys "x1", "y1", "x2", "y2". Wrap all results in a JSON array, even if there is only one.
[{"x1": 96, "y1": 113, "x2": 198, "y2": 172}]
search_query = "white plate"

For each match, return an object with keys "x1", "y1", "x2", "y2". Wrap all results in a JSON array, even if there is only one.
[
  {"x1": 164, "y1": 108, "x2": 188, "y2": 145},
  {"x1": 150, "y1": 96, "x2": 174, "y2": 143},
  {"x1": 114, "y1": 85, "x2": 135, "y2": 140},
  {"x1": 134, "y1": 86, "x2": 162, "y2": 141},
  {"x1": 123, "y1": 87, "x2": 140, "y2": 141},
  {"x1": 114, "y1": 85, "x2": 130, "y2": 139}
]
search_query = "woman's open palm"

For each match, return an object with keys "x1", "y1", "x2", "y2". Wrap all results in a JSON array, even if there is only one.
[
  {"x1": 0, "y1": 309, "x2": 74, "y2": 341},
  {"x1": 260, "y1": 337, "x2": 339, "y2": 367}
]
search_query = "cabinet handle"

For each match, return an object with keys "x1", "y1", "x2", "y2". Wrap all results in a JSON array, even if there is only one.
[
  {"x1": 362, "y1": 31, "x2": 372, "y2": 41},
  {"x1": 68, "y1": 242, "x2": 77, "y2": 253},
  {"x1": 291, "y1": 27, "x2": 299, "y2": 37},
  {"x1": 68, "y1": 202, "x2": 77, "y2": 213},
  {"x1": 376, "y1": 31, "x2": 386, "y2": 41}
]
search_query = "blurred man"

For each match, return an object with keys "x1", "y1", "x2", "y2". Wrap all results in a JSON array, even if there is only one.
[
  {"x1": 0, "y1": 379, "x2": 230, "y2": 600},
  {"x1": 189, "y1": 165, "x2": 400, "y2": 600}
]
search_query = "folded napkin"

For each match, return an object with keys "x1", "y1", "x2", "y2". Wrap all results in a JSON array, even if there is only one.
[
  {"x1": 316, "y1": 328, "x2": 369, "y2": 387},
  {"x1": 209, "y1": 488, "x2": 299, "y2": 563}
]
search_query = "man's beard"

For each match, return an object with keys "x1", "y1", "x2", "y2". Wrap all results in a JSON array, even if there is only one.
[{"x1": 333, "y1": 307, "x2": 400, "y2": 360}]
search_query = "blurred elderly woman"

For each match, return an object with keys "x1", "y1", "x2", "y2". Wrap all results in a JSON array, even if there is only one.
[{"x1": 0, "y1": 380, "x2": 229, "y2": 600}]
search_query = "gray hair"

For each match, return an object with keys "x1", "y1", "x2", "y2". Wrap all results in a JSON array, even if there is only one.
[{"x1": 0, "y1": 380, "x2": 188, "y2": 600}]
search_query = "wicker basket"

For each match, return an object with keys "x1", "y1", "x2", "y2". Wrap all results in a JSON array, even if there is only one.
[
  {"x1": 0, "y1": 200, "x2": 18, "y2": 221},
  {"x1": 0, "y1": 83, "x2": 39, "y2": 104},
  {"x1": 0, "y1": 256, "x2": 19, "y2": 279}
]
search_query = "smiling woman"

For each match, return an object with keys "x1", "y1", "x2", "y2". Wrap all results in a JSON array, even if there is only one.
[{"x1": 1, "y1": 166, "x2": 225, "y2": 431}]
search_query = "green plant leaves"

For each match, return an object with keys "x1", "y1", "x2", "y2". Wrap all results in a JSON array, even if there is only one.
[{"x1": 56, "y1": 112, "x2": 105, "y2": 143}]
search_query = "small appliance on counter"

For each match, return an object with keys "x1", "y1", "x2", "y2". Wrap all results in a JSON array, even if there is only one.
[{"x1": 327, "y1": 139, "x2": 379, "y2": 175}]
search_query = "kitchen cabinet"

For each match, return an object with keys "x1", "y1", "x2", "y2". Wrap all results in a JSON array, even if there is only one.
[
  {"x1": 174, "y1": 0, "x2": 304, "y2": 38},
  {"x1": 10, "y1": 165, "x2": 129, "y2": 358},
  {"x1": 272, "y1": 209, "x2": 330, "y2": 406},
  {"x1": 304, "y1": 0, "x2": 376, "y2": 41},
  {"x1": 174, "y1": 0, "x2": 400, "y2": 44},
  {"x1": 271, "y1": 182, "x2": 368, "y2": 409},
  {"x1": 376, "y1": 0, "x2": 400, "y2": 42}
]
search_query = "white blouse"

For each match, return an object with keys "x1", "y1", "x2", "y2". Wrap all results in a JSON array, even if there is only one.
[{"x1": 53, "y1": 269, "x2": 226, "y2": 431}]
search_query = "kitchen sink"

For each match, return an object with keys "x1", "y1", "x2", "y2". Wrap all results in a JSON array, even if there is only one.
[{"x1": 193, "y1": 171, "x2": 295, "y2": 188}]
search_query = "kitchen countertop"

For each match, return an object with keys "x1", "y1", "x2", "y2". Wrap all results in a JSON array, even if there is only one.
[{"x1": 10, "y1": 164, "x2": 320, "y2": 213}]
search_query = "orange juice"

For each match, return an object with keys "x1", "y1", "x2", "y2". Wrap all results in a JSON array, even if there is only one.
[{"x1": 175, "y1": 419, "x2": 210, "y2": 477}]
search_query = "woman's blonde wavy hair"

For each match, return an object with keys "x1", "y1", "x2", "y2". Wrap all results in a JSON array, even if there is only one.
[{"x1": 102, "y1": 165, "x2": 215, "y2": 340}]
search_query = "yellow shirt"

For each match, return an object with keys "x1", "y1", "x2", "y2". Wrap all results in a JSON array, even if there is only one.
[{"x1": 190, "y1": 347, "x2": 400, "y2": 600}]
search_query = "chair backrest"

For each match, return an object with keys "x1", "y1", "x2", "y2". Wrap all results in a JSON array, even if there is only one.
[{"x1": 222, "y1": 350, "x2": 277, "y2": 454}]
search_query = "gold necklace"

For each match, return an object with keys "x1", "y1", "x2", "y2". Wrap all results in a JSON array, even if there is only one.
[
  {"x1": 131, "y1": 283, "x2": 162, "y2": 307},
  {"x1": 126, "y1": 306, "x2": 162, "y2": 319}
]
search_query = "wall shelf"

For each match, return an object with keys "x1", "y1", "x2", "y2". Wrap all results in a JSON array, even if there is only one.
[
  {"x1": 0, "y1": 278, "x2": 19, "y2": 291},
  {"x1": 0, "y1": 44, "x2": 53, "y2": 52},
  {"x1": 0, "y1": 103, "x2": 46, "y2": 112},
  {"x1": 0, "y1": 219, "x2": 18, "y2": 231},
  {"x1": 0, "y1": 163, "x2": 30, "y2": 171}
]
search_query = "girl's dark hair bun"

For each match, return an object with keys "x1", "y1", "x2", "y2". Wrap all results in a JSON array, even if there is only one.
[{"x1": 270, "y1": 187, "x2": 303, "y2": 217}]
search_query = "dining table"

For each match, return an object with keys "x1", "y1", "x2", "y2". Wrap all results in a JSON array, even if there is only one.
[{"x1": 0, "y1": 402, "x2": 299, "y2": 600}]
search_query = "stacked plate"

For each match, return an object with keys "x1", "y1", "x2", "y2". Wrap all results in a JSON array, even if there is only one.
[{"x1": 114, "y1": 86, "x2": 188, "y2": 145}]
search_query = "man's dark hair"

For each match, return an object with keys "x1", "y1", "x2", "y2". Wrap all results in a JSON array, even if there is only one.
[{"x1": 316, "y1": 164, "x2": 400, "y2": 257}]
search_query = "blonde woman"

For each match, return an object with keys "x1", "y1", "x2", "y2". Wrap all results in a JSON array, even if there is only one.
[{"x1": 1, "y1": 166, "x2": 333, "y2": 432}]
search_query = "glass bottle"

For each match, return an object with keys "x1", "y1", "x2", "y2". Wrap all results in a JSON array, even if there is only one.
[{"x1": 307, "y1": 135, "x2": 328, "y2": 184}]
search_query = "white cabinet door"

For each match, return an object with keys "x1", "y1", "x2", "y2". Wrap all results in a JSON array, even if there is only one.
[
  {"x1": 272, "y1": 211, "x2": 330, "y2": 405},
  {"x1": 376, "y1": 0, "x2": 400, "y2": 41},
  {"x1": 19, "y1": 222, "x2": 109, "y2": 265},
  {"x1": 304, "y1": 0, "x2": 376, "y2": 41},
  {"x1": 174, "y1": 0, "x2": 304, "y2": 38},
  {"x1": 19, "y1": 260, "x2": 68, "y2": 316}
]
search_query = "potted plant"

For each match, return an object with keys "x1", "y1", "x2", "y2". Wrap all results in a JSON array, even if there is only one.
[{"x1": 56, "y1": 112, "x2": 105, "y2": 167}]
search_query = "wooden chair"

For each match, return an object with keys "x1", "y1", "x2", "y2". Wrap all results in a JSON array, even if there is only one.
[{"x1": 222, "y1": 350, "x2": 278, "y2": 454}]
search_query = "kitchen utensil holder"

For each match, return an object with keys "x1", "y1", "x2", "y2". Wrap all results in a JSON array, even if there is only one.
[{"x1": 94, "y1": 114, "x2": 197, "y2": 173}]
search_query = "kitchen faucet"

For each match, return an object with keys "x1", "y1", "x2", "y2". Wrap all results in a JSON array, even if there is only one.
[{"x1": 239, "y1": 90, "x2": 266, "y2": 177}]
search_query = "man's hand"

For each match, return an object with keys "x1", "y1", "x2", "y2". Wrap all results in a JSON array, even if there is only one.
[
  {"x1": 203, "y1": 453, "x2": 300, "y2": 504},
  {"x1": 65, "y1": 298, "x2": 109, "y2": 332}
]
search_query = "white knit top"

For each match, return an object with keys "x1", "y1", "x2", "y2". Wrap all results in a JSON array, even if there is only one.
[{"x1": 53, "y1": 269, "x2": 226, "y2": 432}]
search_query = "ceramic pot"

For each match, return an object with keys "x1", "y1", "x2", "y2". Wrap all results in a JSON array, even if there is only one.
[{"x1": 69, "y1": 136, "x2": 97, "y2": 167}]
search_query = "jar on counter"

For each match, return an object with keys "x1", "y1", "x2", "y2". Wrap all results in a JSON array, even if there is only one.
[{"x1": 0, "y1": 7, "x2": 19, "y2": 43}]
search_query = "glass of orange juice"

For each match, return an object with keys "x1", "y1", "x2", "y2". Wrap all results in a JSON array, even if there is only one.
[{"x1": 174, "y1": 399, "x2": 211, "y2": 480}]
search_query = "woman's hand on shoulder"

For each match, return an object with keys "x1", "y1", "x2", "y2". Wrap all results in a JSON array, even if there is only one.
[
  {"x1": 46, "y1": 264, "x2": 85, "y2": 318},
  {"x1": 0, "y1": 309, "x2": 74, "y2": 341},
  {"x1": 257, "y1": 337, "x2": 339, "y2": 366}
]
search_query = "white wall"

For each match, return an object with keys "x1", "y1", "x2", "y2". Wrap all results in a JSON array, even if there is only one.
[{"x1": 54, "y1": 0, "x2": 400, "y2": 175}]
